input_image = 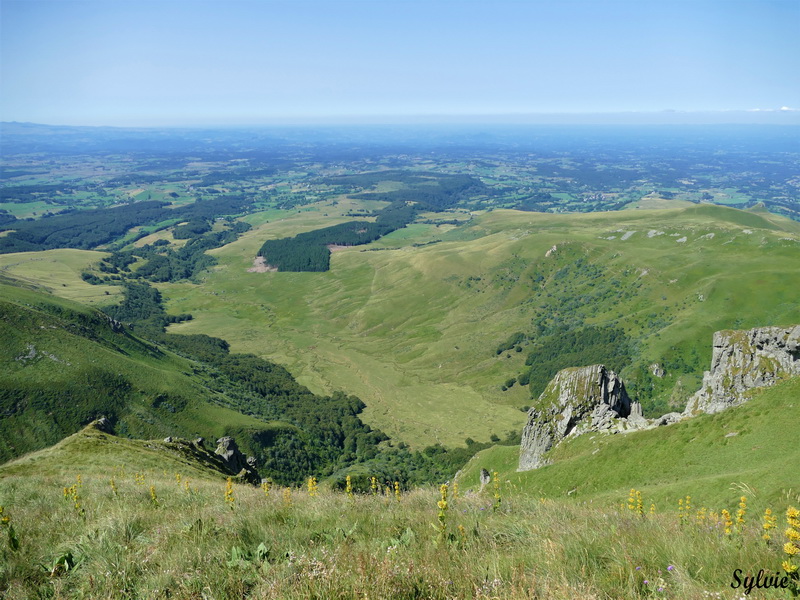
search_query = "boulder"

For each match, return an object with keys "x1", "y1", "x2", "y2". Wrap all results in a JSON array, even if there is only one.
[
  {"x1": 684, "y1": 325, "x2": 800, "y2": 415},
  {"x1": 651, "y1": 412, "x2": 682, "y2": 427}
]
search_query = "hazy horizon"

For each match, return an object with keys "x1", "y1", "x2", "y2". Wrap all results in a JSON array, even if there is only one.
[{"x1": 4, "y1": 110, "x2": 800, "y2": 129}]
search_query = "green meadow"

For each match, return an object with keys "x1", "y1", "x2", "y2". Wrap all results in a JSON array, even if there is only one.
[
  {"x1": 155, "y1": 204, "x2": 800, "y2": 447},
  {"x1": 0, "y1": 249, "x2": 123, "y2": 306}
]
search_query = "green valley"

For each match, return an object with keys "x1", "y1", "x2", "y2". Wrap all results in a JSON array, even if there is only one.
[
  {"x1": 158, "y1": 204, "x2": 800, "y2": 446},
  {"x1": 1, "y1": 123, "x2": 799, "y2": 599}
]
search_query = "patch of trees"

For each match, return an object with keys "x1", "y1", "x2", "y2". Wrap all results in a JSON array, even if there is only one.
[
  {"x1": 514, "y1": 192, "x2": 554, "y2": 211},
  {"x1": 328, "y1": 430, "x2": 523, "y2": 492},
  {"x1": 0, "y1": 169, "x2": 45, "y2": 180},
  {"x1": 258, "y1": 202, "x2": 416, "y2": 272},
  {"x1": 0, "y1": 211, "x2": 16, "y2": 228},
  {"x1": 173, "y1": 219, "x2": 212, "y2": 239},
  {"x1": 496, "y1": 331, "x2": 527, "y2": 355},
  {"x1": 82, "y1": 219, "x2": 250, "y2": 285},
  {"x1": 134, "y1": 221, "x2": 251, "y2": 282},
  {"x1": 0, "y1": 201, "x2": 171, "y2": 253},
  {"x1": 177, "y1": 195, "x2": 253, "y2": 221},
  {"x1": 101, "y1": 282, "x2": 190, "y2": 334},
  {"x1": 347, "y1": 173, "x2": 492, "y2": 211},
  {"x1": 519, "y1": 325, "x2": 633, "y2": 399},
  {"x1": 0, "y1": 193, "x2": 253, "y2": 254},
  {"x1": 0, "y1": 183, "x2": 71, "y2": 203}
]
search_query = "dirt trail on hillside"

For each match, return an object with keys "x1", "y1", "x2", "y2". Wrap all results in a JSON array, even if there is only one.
[{"x1": 247, "y1": 256, "x2": 277, "y2": 272}]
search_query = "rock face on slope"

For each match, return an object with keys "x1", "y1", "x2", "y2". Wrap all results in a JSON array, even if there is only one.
[
  {"x1": 683, "y1": 325, "x2": 800, "y2": 415},
  {"x1": 518, "y1": 365, "x2": 635, "y2": 471},
  {"x1": 516, "y1": 325, "x2": 800, "y2": 473},
  {"x1": 215, "y1": 436, "x2": 261, "y2": 484}
]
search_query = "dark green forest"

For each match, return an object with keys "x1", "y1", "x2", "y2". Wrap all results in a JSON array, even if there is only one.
[
  {"x1": 323, "y1": 171, "x2": 494, "y2": 211},
  {"x1": 0, "y1": 195, "x2": 253, "y2": 255},
  {"x1": 258, "y1": 201, "x2": 417, "y2": 272}
]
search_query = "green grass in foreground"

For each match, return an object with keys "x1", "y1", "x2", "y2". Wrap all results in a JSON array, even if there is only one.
[
  {"x1": 1, "y1": 467, "x2": 797, "y2": 599},
  {"x1": 1, "y1": 403, "x2": 798, "y2": 599}
]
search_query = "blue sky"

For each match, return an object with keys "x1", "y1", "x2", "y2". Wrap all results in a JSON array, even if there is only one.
[{"x1": 1, "y1": 0, "x2": 798, "y2": 126}]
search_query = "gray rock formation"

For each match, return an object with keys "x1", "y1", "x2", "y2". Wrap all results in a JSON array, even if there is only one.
[
  {"x1": 479, "y1": 468, "x2": 491, "y2": 491},
  {"x1": 517, "y1": 325, "x2": 800, "y2": 473},
  {"x1": 519, "y1": 365, "x2": 632, "y2": 471},
  {"x1": 684, "y1": 325, "x2": 800, "y2": 415},
  {"x1": 93, "y1": 416, "x2": 113, "y2": 433},
  {"x1": 627, "y1": 402, "x2": 649, "y2": 429},
  {"x1": 215, "y1": 436, "x2": 260, "y2": 483}
]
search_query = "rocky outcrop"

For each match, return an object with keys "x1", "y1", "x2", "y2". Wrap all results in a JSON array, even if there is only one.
[
  {"x1": 519, "y1": 365, "x2": 633, "y2": 471},
  {"x1": 215, "y1": 436, "x2": 261, "y2": 484},
  {"x1": 517, "y1": 325, "x2": 800, "y2": 473},
  {"x1": 684, "y1": 325, "x2": 800, "y2": 415}
]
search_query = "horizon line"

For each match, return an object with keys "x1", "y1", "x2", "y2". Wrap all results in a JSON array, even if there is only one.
[{"x1": 3, "y1": 109, "x2": 800, "y2": 129}]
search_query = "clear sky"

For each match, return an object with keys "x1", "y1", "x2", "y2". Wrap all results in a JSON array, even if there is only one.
[{"x1": 1, "y1": 0, "x2": 799, "y2": 126}]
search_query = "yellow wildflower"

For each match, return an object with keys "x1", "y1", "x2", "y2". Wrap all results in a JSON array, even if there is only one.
[
  {"x1": 224, "y1": 477, "x2": 235, "y2": 509},
  {"x1": 149, "y1": 485, "x2": 158, "y2": 506},
  {"x1": 721, "y1": 509, "x2": 733, "y2": 535}
]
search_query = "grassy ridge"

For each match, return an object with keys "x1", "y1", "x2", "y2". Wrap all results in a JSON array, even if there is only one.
[
  {"x1": 0, "y1": 249, "x2": 123, "y2": 305},
  {"x1": 0, "y1": 421, "x2": 232, "y2": 480}
]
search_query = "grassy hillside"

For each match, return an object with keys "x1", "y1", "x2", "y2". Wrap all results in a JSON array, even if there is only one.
[
  {"x1": 154, "y1": 203, "x2": 800, "y2": 447},
  {"x1": 0, "y1": 249, "x2": 123, "y2": 305},
  {"x1": 457, "y1": 376, "x2": 800, "y2": 510},
  {"x1": 0, "y1": 277, "x2": 508, "y2": 487},
  {"x1": 0, "y1": 280, "x2": 272, "y2": 462},
  {"x1": 1, "y1": 420, "x2": 797, "y2": 599}
]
